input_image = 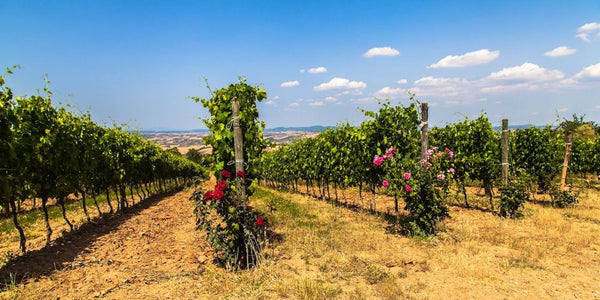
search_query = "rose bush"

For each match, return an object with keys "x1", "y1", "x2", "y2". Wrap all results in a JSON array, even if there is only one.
[
  {"x1": 192, "y1": 170, "x2": 266, "y2": 269},
  {"x1": 378, "y1": 147, "x2": 455, "y2": 236}
]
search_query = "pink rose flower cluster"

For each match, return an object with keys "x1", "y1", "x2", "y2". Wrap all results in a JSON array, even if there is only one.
[{"x1": 373, "y1": 148, "x2": 396, "y2": 167}]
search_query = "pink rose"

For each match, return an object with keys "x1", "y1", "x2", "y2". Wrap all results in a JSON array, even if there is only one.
[
  {"x1": 382, "y1": 180, "x2": 389, "y2": 187},
  {"x1": 403, "y1": 172, "x2": 411, "y2": 180},
  {"x1": 448, "y1": 168, "x2": 455, "y2": 175},
  {"x1": 437, "y1": 173, "x2": 446, "y2": 180},
  {"x1": 405, "y1": 184, "x2": 412, "y2": 193},
  {"x1": 373, "y1": 155, "x2": 384, "y2": 167}
]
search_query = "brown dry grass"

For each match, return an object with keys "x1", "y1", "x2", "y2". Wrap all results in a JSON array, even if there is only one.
[{"x1": 1, "y1": 182, "x2": 599, "y2": 299}]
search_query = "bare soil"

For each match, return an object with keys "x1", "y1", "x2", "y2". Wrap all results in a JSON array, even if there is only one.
[{"x1": 0, "y1": 188, "x2": 210, "y2": 299}]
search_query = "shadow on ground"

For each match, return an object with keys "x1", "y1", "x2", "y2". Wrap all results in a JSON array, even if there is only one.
[{"x1": 0, "y1": 190, "x2": 179, "y2": 288}]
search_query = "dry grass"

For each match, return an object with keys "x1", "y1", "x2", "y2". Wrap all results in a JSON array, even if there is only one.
[
  {"x1": 196, "y1": 186, "x2": 600, "y2": 299},
  {"x1": 1, "y1": 183, "x2": 600, "y2": 299}
]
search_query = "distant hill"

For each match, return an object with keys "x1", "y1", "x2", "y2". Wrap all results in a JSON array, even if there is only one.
[
  {"x1": 490, "y1": 124, "x2": 548, "y2": 130},
  {"x1": 142, "y1": 126, "x2": 334, "y2": 134},
  {"x1": 265, "y1": 125, "x2": 335, "y2": 132}
]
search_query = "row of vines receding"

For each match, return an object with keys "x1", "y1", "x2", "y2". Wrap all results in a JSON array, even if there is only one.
[{"x1": 0, "y1": 67, "x2": 205, "y2": 254}]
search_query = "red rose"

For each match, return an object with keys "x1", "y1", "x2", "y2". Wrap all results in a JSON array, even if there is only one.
[
  {"x1": 203, "y1": 190, "x2": 213, "y2": 200},
  {"x1": 405, "y1": 184, "x2": 412, "y2": 193},
  {"x1": 236, "y1": 170, "x2": 246, "y2": 178},
  {"x1": 212, "y1": 189, "x2": 224, "y2": 200},
  {"x1": 215, "y1": 180, "x2": 228, "y2": 191},
  {"x1": 220, "y1": 170, "x2": 231, "y2": 179},
  {"x1": 255, "y1": 217, "x2": 264, "y2": 226}
]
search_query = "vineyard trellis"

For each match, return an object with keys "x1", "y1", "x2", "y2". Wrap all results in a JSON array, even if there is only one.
[
  {"x1": 0, "y1": 69, "x2": 204, "y2": 254},
  {"x1": 257, "y1": 96, "x2": 599, "y2": 234}
]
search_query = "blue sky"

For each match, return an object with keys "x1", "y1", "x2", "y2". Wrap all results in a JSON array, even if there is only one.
[{"x1": 1, "y1": 0, "x2": 599, "y2": 130}]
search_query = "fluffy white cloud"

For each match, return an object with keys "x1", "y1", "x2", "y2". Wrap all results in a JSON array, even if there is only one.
[
  {"x1": 299, "y1": 69, "x2": 305, "y2": 73},
  {"x1": 289, "y1": 102, "x2": 299, "y2": 107},
  {"x1": 281, "y1": 80, "x2": 300, "y2": 87},
  {"x1": 397, "y1": 79, "x2": 408, "y2": 84},
  {"x1": 374, "y1": 86, "x2": 404, "y2": 98},
  {"x1": 265, "y1": 100, "x2": 275, "y2": 105},
  {"x1": 411, "y1": 76, "x2": 471, "y2": 97},
  {"x1": 486, "y1": 62, "x2": 564, "y2": 81},
  {"x1": 427, "y1": 49, "x2": 499, "y2": 68},
  {"x1": 308, "y1": 67, "x2": 327, "y2": 74},
  {"x1": 557, "y1": 107, "x2": 569, "y2": 113},
  {"x1": 544, "y1": 46, "x2": 577, "y2": 57},
  {"x1": 562, "y1": 62, "x2": 600, "y2": 84},
  {"x1": 577, "y1": 22, "x2": 600, "y2": 42},
  {"x1": 314, "y1": 77, "x2": 367, "y2": 91},
  {"x1": 573, "y1": 62, "x2": 600, "y2": 79},
  {"x1": 325, "y1": 96, "x2": 337, "y2": 101},
  {"x1": 309, "y1": 101, "x2": 324, "y2": 106},
  {"x1": 363, "y1": 47, "x2": 400, "y2": 58}
]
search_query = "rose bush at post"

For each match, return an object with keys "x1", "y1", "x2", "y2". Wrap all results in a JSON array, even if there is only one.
[
  {"x1": 190, "y1": 78, "x2": 268, "y2": 269},
  {"x1": 192, "y1": 170, "x2": 265, "y2": 269},
  {"x1": 379, "y1": 147, "x2": 455, "y2": 236}
]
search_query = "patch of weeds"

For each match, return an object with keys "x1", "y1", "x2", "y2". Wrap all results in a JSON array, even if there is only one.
[
  {"x1": 563, "y1": 212, "x2": 600, "y2": 225},
  {"x1": 288, "y1": 277, "x2": 342, "y2": 299},
  {"x1": 551, "y1": 188, "x2": 580, "y2": 208},
  {"x1": 505, "y1": 257, "x2": 545, "y2": 270},
  {"x1": 363, "y1": 264, "x2": 389, "y2": 284}
]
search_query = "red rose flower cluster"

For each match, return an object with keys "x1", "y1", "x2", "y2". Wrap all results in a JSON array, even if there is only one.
[
  {"x1": 255, "y1": 217, "x2": 264, "y2": 226},
  {"x1": 220, "y1": 170, "x2": 231, "y2": 179},
  {"x1": 203, "y1": 171, "x2": 231, "y2": 201}
]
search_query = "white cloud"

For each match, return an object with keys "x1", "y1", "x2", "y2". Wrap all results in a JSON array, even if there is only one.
[
  {"x1": 273, "y1": 95, "x2": 280, "y2": 100},
  {"x1": 544, "y1": 46, "x2": 577, "y2": 57},
  {"x1": 363, "y1": 47, "x2": 400, "y2": 58},
  {"x1": 309, "y1": 101, "x2": 324, "y2": 106},
  {"x1": 264, "y1": 100, "x2": 275, "y2": 105},
  {"x1": 411, "y1": 76, "x2": 472, "y2": 98},
  {"x1": 289, "y1": 102, "x2": 299, "y2": 107},
  {"x1": 336, "y1": 90, "x2": 363, "y2": 96},
  {"x1": 281, "y1": 80, "x2": 300, "y2": 87},
  {"x1": 427, "y1": 49, "x2": 499, "y2": 68},
  {"x1": 414, "y1": 77, "x2": 469, "y2": 86},
  {"x1": 573, "y1": 62, "x2": 600, "y2": 80},
  {"x1": 577, "y1": 22, "x2": 600, "y2": 42},
  {"x1": 325, "y1": 96, "x2": 337, "y2": 101},
  {"x1": 397, "y1": 79, "x2": 408, "y2": 84},
  {"x1": 374, "y1": 86, "x2": 404, "y2": 99},
  {"x1": 308, "y1": 67, "x2": 327, "y2": 74},
  {"x1": 562, "y1": 62, "x2": 600, "y2": 84},
  {"x1": 314, "y1": 77, "x2": 367, "y2": 91},
  {"x1": 557, "y1": 107, "x2": 569, "y2": 113},
  {"x1": 481, "y1": 83, "x2": 537, "y2": 94},
  {"x1": 486, "y1": 62, "x2": 564, "y2": 82},
  {"x1": 299, "y1": 69, "x2": 305, "y2": 73}
]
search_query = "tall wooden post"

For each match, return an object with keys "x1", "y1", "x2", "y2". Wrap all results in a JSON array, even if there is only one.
[
  {"x1": 420, "y1": 102, "x2": 429, "y2": 160},
  {"x1": 501, "y1": 119, "x2": 509, "y2": 184},
  {"x1": 232, "y1": 98, "x2": 247, "y2": 207},
  {"x1": 560, "y1": 131, "x2": 574, "y2": 191}
]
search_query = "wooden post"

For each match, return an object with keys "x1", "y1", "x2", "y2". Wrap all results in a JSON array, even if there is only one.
[
  {"x1": 232, "y1": 98, "x2": 247, "y2": 207},
  {"x1": 560, "y1": 131, "x2": 574, "y2": 191},
  {"x1": 420, "y1": 102, "x2": 429, "y2": 160},
  {"x1": 501, "y1": 119, "x2": 509, "y2": 184}
]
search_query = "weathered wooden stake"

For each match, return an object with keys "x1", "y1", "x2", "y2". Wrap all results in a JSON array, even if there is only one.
[
  {"x1": 560, "y1": 131, "x2": 574, "y2": 191},
  {"x1": 501, "y1": 119, "x2": 509, "y2": 184},
  {"x1": 420, "y1": 102, "x2": 429, "y2": 160},
  {"x1": 232, "y1": 98, "x2": 247, "y2": 207}
]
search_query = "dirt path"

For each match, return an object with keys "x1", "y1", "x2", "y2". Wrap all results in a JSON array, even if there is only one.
[{"x1": 1, "y1": 188, "x2": 209, "y2": 299}]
